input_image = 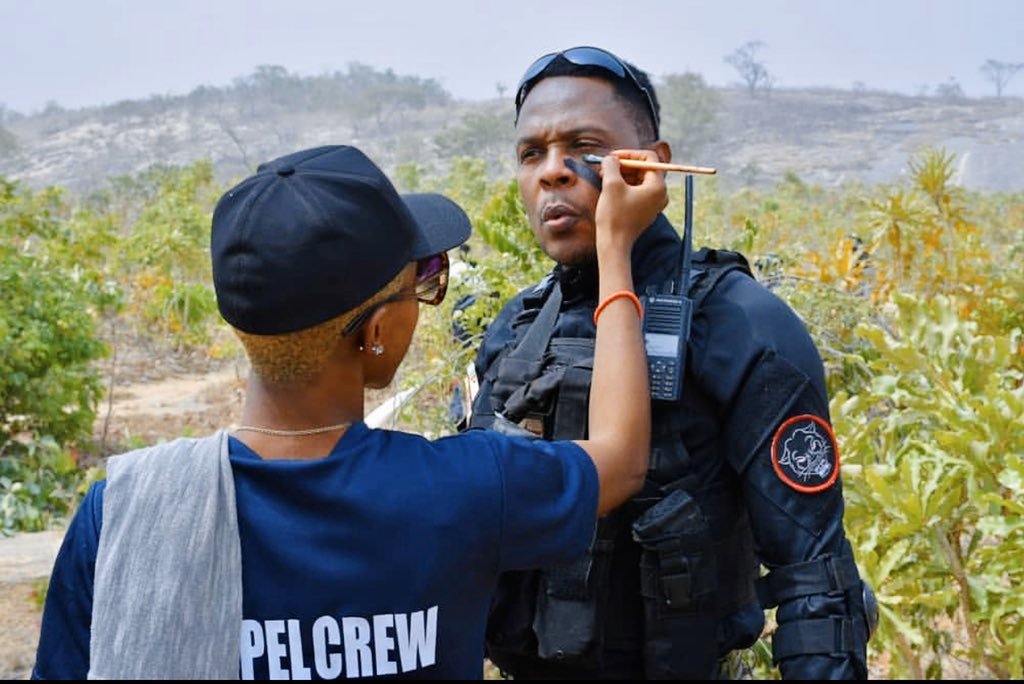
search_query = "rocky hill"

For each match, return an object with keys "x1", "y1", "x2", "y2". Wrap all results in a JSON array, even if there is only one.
[
  {"x1": 1, "y1": 66, "x2": 1021, "y2": 196},
  {"x1": 715, "y1": 87, "x2": 1024, "y2": 192}
]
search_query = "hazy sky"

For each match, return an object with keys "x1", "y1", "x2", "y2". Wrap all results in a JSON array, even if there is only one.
[{"x1": 1, "y1": 0, "x2": 1022, "y2": 114}]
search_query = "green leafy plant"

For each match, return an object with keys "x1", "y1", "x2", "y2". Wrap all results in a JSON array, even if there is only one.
[
  {"x1": 2, "y1": 145, "x2": 1022, "y2": 678},
  {"x1": 119, "y1": 161, "x2": 223, "y2": 351},
  {"x1": 1, "y1": 180, "x2": 108, "y2": 459},
  {"x1": 834, "y1": 291, "x2": 1022, "y2": 679}
]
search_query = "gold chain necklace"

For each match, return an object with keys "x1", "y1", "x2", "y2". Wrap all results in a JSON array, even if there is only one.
[{"x1": 232, "y1": 421, "x2": 352, "y2": 437}]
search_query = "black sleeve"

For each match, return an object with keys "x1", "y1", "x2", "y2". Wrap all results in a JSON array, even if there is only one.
[{"x1": 697, "y1": 274, "x2": 869, "y2": 679}]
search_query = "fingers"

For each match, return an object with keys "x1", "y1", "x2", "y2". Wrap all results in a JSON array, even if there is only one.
[
  {"x1": 601, "y1": 151, "x2": 666, "y2": 202},
  {"x1": 598, "y1": 154, "x2": 624, "y2": 186},
  {"x1": 608, "y1": 148, "x2": 661, "y2": 162},
  {"x1": 594, "y1": 148, "x2": 669, "y2": 245},
  {"x1": 604, "y1": 148, "x2": 663, "y2": 186}
]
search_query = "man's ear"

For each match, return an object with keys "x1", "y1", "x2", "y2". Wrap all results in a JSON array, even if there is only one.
[{"x1": 653, "y1": 139, "x2": 672, "y2": 164}]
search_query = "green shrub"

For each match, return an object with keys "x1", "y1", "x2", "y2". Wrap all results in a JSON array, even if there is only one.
[{"x1": 1, "y1": 179, "x2": 109, "y2": 532}]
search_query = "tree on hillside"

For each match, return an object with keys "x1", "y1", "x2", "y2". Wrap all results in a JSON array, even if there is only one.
[
  {"x1": 0, "y1": 124, "x2": 16, "y2": 158},
  {"x1": 41, "y1": 100, "x2": 66, "y2": 116},
  {"x1": 725, "y1": 41, "x2": 775, "y2": 96},
  {"x1": 980, "y1": 59, "x2": 1024, "y2": 97},
  {"x1": 935, "y1": 77, "x2": 965, "y2": 102},
  {"x1": 341, "y1": 62, "x2": 451, "y2": 133},
  {"x1": 433, "y1": 110, "x2": 515, "y2": 168},
  {"x1": 657, "y1": 72, "x2": 721, "y2": 162}
]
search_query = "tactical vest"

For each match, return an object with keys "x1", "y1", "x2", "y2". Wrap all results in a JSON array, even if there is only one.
[{"x1": 471, "y1": 248, "x2": 762, "y2": 679}]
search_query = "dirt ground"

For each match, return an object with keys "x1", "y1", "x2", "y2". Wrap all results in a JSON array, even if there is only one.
[{"x1": 0, "y1": 581, "x2": 45, "y2": 680}]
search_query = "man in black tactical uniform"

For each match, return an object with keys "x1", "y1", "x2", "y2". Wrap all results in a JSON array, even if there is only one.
[{"x1": 463, "y1": 46, "x2": 876, "y2": 679}]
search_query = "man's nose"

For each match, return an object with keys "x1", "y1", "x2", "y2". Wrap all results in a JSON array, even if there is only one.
[{"x1": 539, "y1": 154, "x2": 576, "y2": 188}]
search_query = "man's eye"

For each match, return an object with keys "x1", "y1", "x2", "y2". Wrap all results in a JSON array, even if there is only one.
[
  {"x1": 573, "y1": 141, "x2": 603, "y2": 151},
  {"x1": 518, "y1": 148, "x2": 541, "y2": 163}
]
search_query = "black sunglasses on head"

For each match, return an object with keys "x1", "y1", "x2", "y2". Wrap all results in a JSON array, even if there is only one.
[
  {"x1": 342, "y1": 252, "x2": 450, "y2": 337},
  {"x1": 514, "y1": 46, "x2": 660, "y2": 138}
]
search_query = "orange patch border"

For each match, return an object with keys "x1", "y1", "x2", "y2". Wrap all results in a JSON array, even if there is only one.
[{"x1": 770, "y1": 414, "x2": 840, "y2": 493}]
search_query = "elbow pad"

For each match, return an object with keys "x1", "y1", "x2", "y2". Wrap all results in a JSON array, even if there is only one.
[{"x1": 756, "y1": 554, "x2": 873, "y2": 671}]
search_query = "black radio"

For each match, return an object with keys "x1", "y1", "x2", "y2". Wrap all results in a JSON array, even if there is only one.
[{"x1": 642, "y1": 292, "x2": 692, "y2": 402}]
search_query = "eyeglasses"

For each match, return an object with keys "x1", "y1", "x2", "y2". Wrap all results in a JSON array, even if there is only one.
[
  {"x1": 514, "y1": 46, "x2": 660, "y2": 138},
  {"x1": 413, "y1": 251, "x2": 449, "y2": 306},
  {"x1": 341, "y1": 252, "x2": 450, "y2": 337}
]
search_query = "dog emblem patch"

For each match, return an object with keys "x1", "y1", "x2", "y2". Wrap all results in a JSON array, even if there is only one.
[{"x1": 771, "y1": 414, "x2": 839, "y2": 493}]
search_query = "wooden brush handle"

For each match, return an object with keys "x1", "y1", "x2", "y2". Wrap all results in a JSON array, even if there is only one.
[{"x1": 581, "y1": 153, "x2": 716, "y2": 175}]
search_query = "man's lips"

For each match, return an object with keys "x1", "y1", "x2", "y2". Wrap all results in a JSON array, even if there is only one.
[{"x1": 541, "y1": 203, "x2": 581, "y2": 231}]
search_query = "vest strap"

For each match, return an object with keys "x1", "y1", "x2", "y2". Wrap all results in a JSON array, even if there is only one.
[{"x1": 507, "y1": 280, "x2": 562, "y2": 362}]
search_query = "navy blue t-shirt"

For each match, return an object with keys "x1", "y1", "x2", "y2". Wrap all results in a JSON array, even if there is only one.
[{"x1": 32, "y1": 422, "x2": 598, "y2": 680}]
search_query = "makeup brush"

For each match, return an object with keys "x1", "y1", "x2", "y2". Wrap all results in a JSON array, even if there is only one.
[{"x1": 581, "y1": 153, "x2": 716, "y2": 175}]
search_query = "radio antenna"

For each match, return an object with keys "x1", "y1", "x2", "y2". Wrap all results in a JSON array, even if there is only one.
[{"x1": 677, "y1": 174, "x2": 694, "y2": 294}]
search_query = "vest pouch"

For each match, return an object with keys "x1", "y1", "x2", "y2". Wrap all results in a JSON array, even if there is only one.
[
  {"x1": 485, "y1": 569, "x2": 541, "y2": 669},
  {"x1": 532, "y1": 537, "x2": 614, "y2": 667},
  {"x1": 491, "y1": 357, "x2": 548, "y2": 422},
  {"x1": 544, "y1": 339, "x2": 594, "y2": 441},
  {"x1": 632, "y1": 489, "x2": 720, "y2": 679}
]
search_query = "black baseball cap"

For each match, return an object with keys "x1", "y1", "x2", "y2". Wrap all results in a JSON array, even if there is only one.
[{"x1": 211, "y1": 145, "x2": 472, "y2": 335}]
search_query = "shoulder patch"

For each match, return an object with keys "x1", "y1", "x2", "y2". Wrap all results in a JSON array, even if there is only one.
[{"x1": 770, "y1": 414, "x2": 839, "y2": 493}]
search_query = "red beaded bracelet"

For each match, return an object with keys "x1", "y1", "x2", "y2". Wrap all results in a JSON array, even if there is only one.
[{"x1": 593, "y1": 290, "x2": 644, "y2": 326}]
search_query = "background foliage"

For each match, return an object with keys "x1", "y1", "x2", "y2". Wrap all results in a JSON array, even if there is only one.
[{"x1": 0, "y1": 145, "x2": 1020, "y2": 678}]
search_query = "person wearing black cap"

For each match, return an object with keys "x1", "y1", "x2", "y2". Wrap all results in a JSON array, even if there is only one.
[
  {"x1": 31, "y1": 143, "x2": 668, "y2": 680},
  {"x1": 466, "y1": 47, "x2": 875, "y2": 679}
]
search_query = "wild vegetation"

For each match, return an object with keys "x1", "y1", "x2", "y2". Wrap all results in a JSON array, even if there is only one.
[
  {"x1": 3, "y1": 144, "x2": 1020, "y2": 678},
  {"x1": 1, "y1": 63, "x2": 1021, "y2": 677}
]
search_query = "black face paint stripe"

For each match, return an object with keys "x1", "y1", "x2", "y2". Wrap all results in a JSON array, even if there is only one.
[{"x1": 564, "y1": 157, "x2": 602, "y2": 191}]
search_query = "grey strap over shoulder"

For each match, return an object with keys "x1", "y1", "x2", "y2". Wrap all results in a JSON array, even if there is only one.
[{"x1": 89, "y1": 430, "x2": 241, "y2": 680}]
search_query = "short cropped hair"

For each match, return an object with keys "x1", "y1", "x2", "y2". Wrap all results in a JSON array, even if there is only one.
[{"x1": 233, "y1": 269, "x2": 407, "y2": 385}]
